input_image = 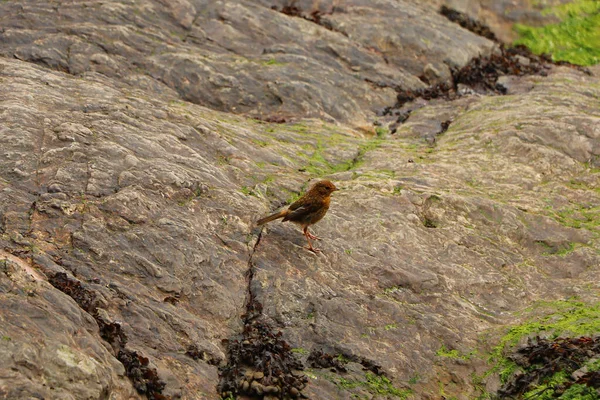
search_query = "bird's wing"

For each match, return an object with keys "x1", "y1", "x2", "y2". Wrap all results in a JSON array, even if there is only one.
[
  {"x1": 283, "y1": 199, "x2": 323, "y2": 222},
  {"x1": 287, "y1": 196, "x2": 306, "y2": 211}
]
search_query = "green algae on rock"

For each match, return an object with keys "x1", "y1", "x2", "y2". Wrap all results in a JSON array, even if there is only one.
[{"x1": 513, "y1": 0, "x2": 600, "y2": 66}]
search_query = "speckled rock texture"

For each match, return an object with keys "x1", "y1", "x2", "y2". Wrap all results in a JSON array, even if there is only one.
[{"x1": 0, "y1": 1, "x2": 599, "y2": 399}]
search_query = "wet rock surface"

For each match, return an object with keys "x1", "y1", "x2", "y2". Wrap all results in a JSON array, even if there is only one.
[{"x1": 0, "y1": 1, "x2": 599, "y2": 399}]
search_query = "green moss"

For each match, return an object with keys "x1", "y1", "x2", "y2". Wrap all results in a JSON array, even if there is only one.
[
  {"x1": 362, "y1": 326, "x2": 377, "y2": 337},
  {"x1": 303, "y1": 138, "x2": 383, "y2": 177},
  {"x1": 498, "y1": 360, "x2": 519, "y2": 384},
  {"x1": 438, "y1": 382, "x2": 459, "y2": 400},
  {"x1": 304, "y1": 369, "x2": 318, "y2": 380},
  {"x1": 375, "y1": 126, "x2": 388, "y2": 138},
  {"x1": 436, "y1": 345, "x2": 474, "y2": 360},
  {"x1": 353, "y1": 139, "x2": 383, "y2": 168},
  {"x1": 466, "y1": 178, "x2": 481, "y2": 188},
  {"x1": 551, "y1": 242, "x2": 576, "y2": 257},
  {"x1": 364, "y1": 374, "x2": 412, "y2": 398},
  {"x1": 240, "y1": 186, "x2": 257, "y2": 197},
  {"x1": 583, "y1": 161, "x2": 600, "y2": 174},
  {"x1": 291, "y1": 348, "x2": 309, "y2": 355},
  {"x1": 548, "y1": 205, "x2": 600, "y2": 233},
  {"x1": 285, "y1": 191, "x2": 301, "y2": 204},
  {"x1": 520, "y1": 370, "x2": 599, "y2": 400},
  {"x1": 567, "y1": 178, "x2": 592, "y2": 190},
  {"x1": 337, "y1": 373, "x2": 412, "y2": 399},
  {"x1": 587, "y1": 358, "x2": 600, "y2": 372},
  {"x1": 168, "y1": 99, "x2": 189, "y2": 107},
  {"x1": 287, "y1": 122, "x2": 309, "y2": 133},
  {"x1": 513, "y1": 0, "x2": 600, "y2": 65},
  {"x1": 251, "y1": 139, "x2": 269, "y2": 147},
  {"x1": 471, "y1": 372, "x2": 491, "y2": 400},
  {"x1": 261, "y1": 58, "x2": 286, "y2": 66},
  {"x1": 560, "y1": 384, "x2": 600, "y2": 399},
  {"x1": 266, "y1": 121, "x2": 386, "y2": 177},
  {"x1": 521, "y1": 370, "x2": 569, "y2": 399},
  {"x1": 512, "y1": 299, "x2": 600, "y2": 341},
  {"x1": 337, "y1": 377, "x2": 356, "y2": 390},
  {"x1": 383, "y1": 286, "x2": 401, "y2": 295},
  {"x1": 336, "y1": 354, "x2": 350, "y2": 363}
]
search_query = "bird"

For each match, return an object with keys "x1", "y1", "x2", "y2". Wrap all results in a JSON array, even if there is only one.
[{"x1": 257, "y1": 180, "x2": 338, "y2": 253}]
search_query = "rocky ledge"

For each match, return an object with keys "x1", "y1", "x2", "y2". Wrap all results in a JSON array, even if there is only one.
[{"x1": 1, "y1": 0, "x2": 599, "y2": 399}]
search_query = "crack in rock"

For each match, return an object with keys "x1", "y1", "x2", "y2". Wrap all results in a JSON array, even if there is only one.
[
  {"x1": 440, "y1": 5, "x2": 498, "y2": 42},
  {"x1": 276, "y1": 2, "x2": 344, "y2": 35},
  {"x1": 307, "y1": 348, "x2": 384, "y2": 376},
  {"x1": 217, "y1": 228, "x2": 309, "y2": 398},
  {"x1": 48, "y1": 272, "x2": 169, "y2": 400}
]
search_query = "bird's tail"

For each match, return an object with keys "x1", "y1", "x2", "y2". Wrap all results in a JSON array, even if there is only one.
[{"x1": 257, "y1": 210, "x2": 287, "y2": 225}]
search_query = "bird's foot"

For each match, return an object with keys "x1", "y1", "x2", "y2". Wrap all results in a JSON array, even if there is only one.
[
  {"x1": 304, "y1": 246, "x2": 322, "y2": 254},
  {"x1": 306, "y1": 232, "x2": 321, "y2": 240}
]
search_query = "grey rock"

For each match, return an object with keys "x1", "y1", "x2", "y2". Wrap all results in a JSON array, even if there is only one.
[
  {"x1": 423, "y1": 62, "x2": 452, "y2": 85},
  {"x1": 0, "y1": 0, "x2": 496, "y2": 126},
  {"x1": 0, "y1": 1, "x2": 599, "y2": 399}
]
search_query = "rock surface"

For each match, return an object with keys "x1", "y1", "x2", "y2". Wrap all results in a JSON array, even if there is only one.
[{"x1": 0, "y1": 1, "x2": 599, "y2": 399}]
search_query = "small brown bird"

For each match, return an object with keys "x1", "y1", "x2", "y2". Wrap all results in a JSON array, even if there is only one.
[{"x1": 257, "y1": 180, "x2": 338, "y2": 253}]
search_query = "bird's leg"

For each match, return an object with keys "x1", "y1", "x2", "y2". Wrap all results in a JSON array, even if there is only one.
[
  {"x1": 303, "y1": 226, "x2": 321, "y2": 253},
  {"x1": 305, "y1": 228, "x2": 321, "y2": 240}
]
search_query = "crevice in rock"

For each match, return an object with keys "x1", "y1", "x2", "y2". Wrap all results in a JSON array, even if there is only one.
[
  {"x1": 66, "y1": 42, "x2": 74, "y2": 75},
  {"x1": 252, "y1": 114, "x2": 292, "y2": 124},
  {"x1": 393, "y1": 45, "x2": 558, "y2": 109},
  {"x1": 248, "y1": 227, "x2": 264, "y2": 266},
  {"x1": 26, "y1": 198, "x2": 39, "y2": 238},
  {"x1": 415, "y1": 119, "x2": 452, "y2": 146},
  {"x1": 182, "y1": 12, "x2": 203, "y2": 43},
  {"x1": 439, "y1": 6, "x2": 498, "y2": 42},
  {"x1": 382, "y1": 109, "x2": 411, "y2": 134},
  {"x1": 185, "y1": 343, "x2": 220, "y2": 366},
  {"x1": 420, "y1": 195, "x2": 441, "y2": 229},
  {"x1": 422, "y1": 218, "x2": 438, "y2": 228},
  {"x1": 217, "y1": 228, "x2": 308, "y2": 398},
  {"x1": 439, "y1": 119, "x2": 452, "y2": 135},
  {"x1": 34, "y1": 119, "x2": 49, "y2": 190},
  {"x1": 307, "y1": 349, "x2": 348, "y2": 372},
  {"x1": 273, "y1": 1, "x2": 347, "y2": 37},
  {"x1": 14, "y1": 54, "x2": 71, "y2": 75},
  {"x1": 48, "y1": 272, "x2": 169, "y2": 400},
  {"x1": 84, "y1": 159, "x2": 91, "y2": 196},
  {"x1": 308, "y1": 348, "x2": 383, "y2": 375}
]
